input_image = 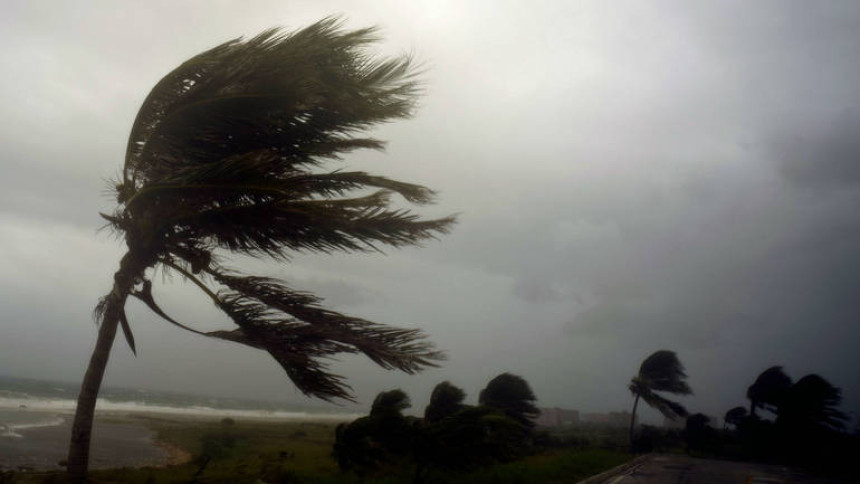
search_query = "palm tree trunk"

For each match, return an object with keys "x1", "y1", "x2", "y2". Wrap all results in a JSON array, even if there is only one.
[
  {"x1": 629, "y1": 393, "x2": 640, "y2": 452},
  {"x1": 67, "y1": 251, "x2": 145, "y2": 481}
]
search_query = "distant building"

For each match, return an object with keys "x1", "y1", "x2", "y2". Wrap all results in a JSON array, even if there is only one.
[
  {"x1": 581, "y1": 410, "x2": 634, "y2": 428},
  {"x1": 536, "y1": 407, "x2": 580, "y2": 427}
]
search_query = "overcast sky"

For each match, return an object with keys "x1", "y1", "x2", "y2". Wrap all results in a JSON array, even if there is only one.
[{"x1": 1, "y1": 0, "x2": 859, "y2": 425}]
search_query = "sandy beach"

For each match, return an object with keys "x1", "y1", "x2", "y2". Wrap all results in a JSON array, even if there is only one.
[{"x1": 0, "y1": 415, "x2": 171, "y2": 471}]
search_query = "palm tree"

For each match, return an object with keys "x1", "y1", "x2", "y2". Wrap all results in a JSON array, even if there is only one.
[
  {"x1": 746, "y1": 366, "x2": 792, "y2": 418},
  {"x1": 478, "y1": 373, "x2": 539, "y2": 429},
  {"x1": 628, "y1": 350, "x2": 692, "y2": 449},
  {"x1": 67, "y1": 18, "x2": 454, "y2": 479},
  {"x1": 778, "y1": 374, "x2": 847, "y2": 433},
  {"x1": 425, "y1": 381, "x2": 467, "y2": 423},
  {"x1": 724, "y1": 406, "x2": 748, "y2": 430}
]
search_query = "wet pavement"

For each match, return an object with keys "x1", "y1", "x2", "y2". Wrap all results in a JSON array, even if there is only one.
[{"x1": 602, "y1": 454, "x2": 851, "y2": 484}]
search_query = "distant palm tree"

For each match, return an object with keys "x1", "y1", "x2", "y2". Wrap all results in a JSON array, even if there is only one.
[
  {"x1": 778, "y1": 374, "x2": 847, "y2": 433},
  {"x1": 425, "y1": 381, "x2": 467, "y2": 423},
  {"x1": 478, "y1": 373, "x2": 539, "y2": 429},
  {"x1": 628, "y1": 350, "x2": 692, "y2": 449},
  {"x1": 67, "y1": 18, "x2": 454, "y2": 480},
  {"x1": 746, "y1": 366, "x2": 792, "y2": 418},
  {"x1": 724, "y1": 406, "x2": 747, "y2": 430}
]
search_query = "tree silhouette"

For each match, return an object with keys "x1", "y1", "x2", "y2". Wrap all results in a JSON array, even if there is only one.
[
  {"x1": 67, "y1": 19, "x2": 455, "y2": 479},
  {"x1": 747, "y1": 366, "x2": 792, "y2": 418},
  {"x1": 334, "y1": 389, "x2": 415, "y2": 474},
  {"x1": 724, "y1": 406, "x2": 747, "y2": 430},
  {"x1": 478, "y1": 373, "x2": 539, "y2": 429},
  {"x1": 779, "y1": 374, "x2": 847, "y2": 433},
  {"x1": 371, "y1": 389, "x2": 413, "y2": 419},
  {"x1": 424, "y1": 381, "x2": 467, "y2": 423},
  {"x1": 628, "y1": 350, "x2": 692, "y2": 450},
  {"x1": 685, "y1": 413, "x2": 715, "y2": 453}
]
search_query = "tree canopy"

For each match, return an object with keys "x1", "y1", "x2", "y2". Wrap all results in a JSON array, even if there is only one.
[
  {"x1": 425, "y1": 381, "x2": 467, "y2": 423},
  {"x1": 779, "y1": 374, "x2": 847, "y2": 432},
  {"x1": 478, "y1": 373, "x2": 539, "y2": 428},
  {"x1": 746, "y1": 366, "x2": 792, "y2": 417}
]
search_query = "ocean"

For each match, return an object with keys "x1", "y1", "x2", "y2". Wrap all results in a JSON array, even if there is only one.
[{"x1": 0, "y1": 374, "x2": 358, "y2": 424}]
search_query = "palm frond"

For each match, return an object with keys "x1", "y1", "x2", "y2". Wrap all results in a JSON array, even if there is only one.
[
  {"x1": 118, "y1": 308, "x2": 137, "y2": 356},
  {"x1": 122, "y1": 17, "x2": 418, "y2": 194},
  {"x1": 211, "y1": 268, "x2": 444, "y2": 373},
  {"x1": 639, "y1": 388, "x2": 688, "y2": 420}
]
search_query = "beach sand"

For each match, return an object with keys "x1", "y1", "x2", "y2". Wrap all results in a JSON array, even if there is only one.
[{"x1": 0, "y1": 416, "x2": 171, "y2": 471}]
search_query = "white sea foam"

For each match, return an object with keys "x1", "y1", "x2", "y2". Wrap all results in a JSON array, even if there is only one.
[
  {"x1": 0, "y1": 396, "x2": 359, "y2": 421},
  {"x1": 0, "y1": 416, "x2": 66, "y2": 438}
]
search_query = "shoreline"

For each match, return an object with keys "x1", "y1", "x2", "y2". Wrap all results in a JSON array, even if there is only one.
[
  {"x1": 0, "y1": 407, "x2": 353, "y2": 472},
  {"x1": 0, "y1": 416, "x2": 170, "y2": 471}
]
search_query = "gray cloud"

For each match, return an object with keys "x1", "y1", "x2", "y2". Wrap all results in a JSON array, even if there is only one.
[{"x1": 773, "y1": 108, "x2": 860, "y2": 189}]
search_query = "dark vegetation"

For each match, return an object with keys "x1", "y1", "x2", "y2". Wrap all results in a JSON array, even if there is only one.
[
  {"x1": 333, "y1": 374, "x2": 545, "y2": 483},
  {"x1": 6, "y1": 357, "x2": 857, "y2": 483},
  {"x1": 628, "y1": 363, "x2": 860, "y2": 482}
]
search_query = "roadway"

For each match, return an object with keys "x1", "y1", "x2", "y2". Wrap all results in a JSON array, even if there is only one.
[{"x1": 601, "y1": 454, "x2": 852, "y2": 484}]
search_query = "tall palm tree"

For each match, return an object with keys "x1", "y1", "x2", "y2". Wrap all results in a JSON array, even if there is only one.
[
  {"x1": 628, "y1": 350, "x2": 692, "y2": 449},
  {"x1": 68, "y1": 18, "x2": 454, "y2": 480}
]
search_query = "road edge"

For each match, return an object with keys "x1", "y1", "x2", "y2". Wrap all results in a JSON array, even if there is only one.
[{"x1": 574, "y1": 453, "x2": 653, "y2": 484}]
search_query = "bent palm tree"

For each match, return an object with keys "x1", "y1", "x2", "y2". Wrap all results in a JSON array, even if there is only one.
[
  {"x1": 628, "y1": 350, "x2": 692, "y2": 449},
  {"x1": 68, "y1": 18, "x2": 454, "y2": 479}
]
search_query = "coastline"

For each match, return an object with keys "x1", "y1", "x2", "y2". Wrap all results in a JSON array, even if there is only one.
[
  {"x1": 0, "y1": 407, "x2": 355, "y2": 472},
  {"x1": 0, "y1": 415, "x2": 170, "y2": 471}
]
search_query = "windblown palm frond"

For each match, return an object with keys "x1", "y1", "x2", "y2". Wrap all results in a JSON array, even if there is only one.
[
  {"x1": 629, "y1": 380, "x2": 688, "y2": 420},
  {"x1": 637, "y1": 349, "x2": 692, "y2": 395},
  {"x1": 70, "y1": 18, "x2": 455, "y2": 479}
]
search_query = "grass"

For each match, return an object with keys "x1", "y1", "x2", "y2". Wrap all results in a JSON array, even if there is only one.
[{"x1": 6, "y1": 418, "x2": 632, "y2": 484}]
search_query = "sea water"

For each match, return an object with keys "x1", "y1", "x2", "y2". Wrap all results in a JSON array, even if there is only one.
[{"x1": 0, "y1": 374, "x2": 359, "y2": 422}]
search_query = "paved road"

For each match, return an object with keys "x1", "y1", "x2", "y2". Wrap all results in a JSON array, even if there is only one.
[{"x1": 604, "y1": 454, "x2": 850, "y2": 484}]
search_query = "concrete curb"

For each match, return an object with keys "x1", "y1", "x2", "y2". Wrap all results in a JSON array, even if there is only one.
[{"x1": 574, "y1": 454, "x2": 653, "y2": 484}]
